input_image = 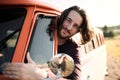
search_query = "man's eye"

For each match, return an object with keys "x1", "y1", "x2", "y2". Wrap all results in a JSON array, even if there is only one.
[
  {"x1": 74, "y1": 24, "x2": 79, "y2": 29},
  {"x1": 66, "y1": 18, "x2": 71, "y2": 23}
]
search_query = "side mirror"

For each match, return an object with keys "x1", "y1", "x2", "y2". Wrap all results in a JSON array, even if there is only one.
[
  {"x1": 48, "y1": 54, "x2": 75, "y2": 77},
  {"x1": 38, "y1": 53, "x2": 75, "y2": 77}
]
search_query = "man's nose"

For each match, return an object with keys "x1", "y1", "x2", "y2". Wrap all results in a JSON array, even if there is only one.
[{"x1": 67, "y1": 24, "x2": 73, "y2": 30}]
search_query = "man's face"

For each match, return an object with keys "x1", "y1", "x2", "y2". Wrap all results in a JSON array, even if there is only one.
[{"x1": 58, "y1": 10, "x2": 83, "y2": 39}]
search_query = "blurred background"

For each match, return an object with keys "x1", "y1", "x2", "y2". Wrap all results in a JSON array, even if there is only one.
[{"x1": 44, "y1": 0, "x2": 120, "y2": 80}]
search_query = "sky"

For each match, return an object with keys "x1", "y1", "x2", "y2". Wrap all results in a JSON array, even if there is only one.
[{"x1": 43, "y1": 0, "x2": 120, "y2": 27}]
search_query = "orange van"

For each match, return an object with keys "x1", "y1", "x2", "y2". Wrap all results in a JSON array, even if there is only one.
[
  {"x1": 0, "y1": 0, "x2": 61, "y2": 79},
  {"x1": 0, "y1": 0, "x2": 107, "y2": 80}
]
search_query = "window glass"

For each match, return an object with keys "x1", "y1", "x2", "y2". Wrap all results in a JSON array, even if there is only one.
[
  {"x1": 93, "y1": 35, "x2": 99, "y2": 48},
  {"x1": 99, "y1": 33, "x2": 103, "y2": 45},
  {"x1": 0, "y1": 8, "x2": 26, "y2": 73},
  {"x1": 87, "y1": 41, "x2": 94, "y2": 52},
  {"x1": 96, "y1": 34, "x2": 100, "y2": 46},
  {"x1": 28, "y1": 15, "x2": 55, "y2": 64},
  {"x1": 84, "y1": 40, "x2": 94, "y2": 53}
]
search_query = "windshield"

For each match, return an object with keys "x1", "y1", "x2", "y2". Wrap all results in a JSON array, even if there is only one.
[{"x1": 0, "y1": 8, "x2": 26, "y2": 73}]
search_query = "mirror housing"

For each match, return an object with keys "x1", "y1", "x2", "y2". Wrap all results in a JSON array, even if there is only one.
[{"x1": 48, "y1": 53, "x2": 75, "y2": 77}]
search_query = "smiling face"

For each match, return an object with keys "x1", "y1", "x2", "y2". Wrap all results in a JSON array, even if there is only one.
[{"x1": 58, "y1": 10, "x2": 83, "y2": 40}]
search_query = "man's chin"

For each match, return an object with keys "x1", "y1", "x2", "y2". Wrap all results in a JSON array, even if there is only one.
[
  {"x1": 58, "y1": 32, "x2": 70, "y2": 39},
  {"x1": 59, "y1": 36, "x2": 70, "y2": 40}
]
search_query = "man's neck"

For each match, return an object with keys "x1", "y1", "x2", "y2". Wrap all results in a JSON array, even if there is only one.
[{"x1": 58, "y1": 37, "x2": 68, "y2": 46}]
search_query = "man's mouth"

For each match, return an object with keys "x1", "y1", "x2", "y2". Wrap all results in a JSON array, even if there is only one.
[{"x1": 62, "y1": 29, "x2": 69, "y2": 36}]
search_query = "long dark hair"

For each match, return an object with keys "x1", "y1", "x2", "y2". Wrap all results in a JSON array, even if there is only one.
[{"x1": 47, "y1": 6, "x2": 94, "y2": 44}]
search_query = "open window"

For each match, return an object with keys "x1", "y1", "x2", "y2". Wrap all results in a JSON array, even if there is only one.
[{"x1": 27, "y1": 15, "x2": 56, "y2": 64}]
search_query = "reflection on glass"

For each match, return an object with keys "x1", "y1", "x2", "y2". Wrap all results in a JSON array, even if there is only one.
[{"x1": 0, "y1": 8, "x2": 26, "y2": 74}]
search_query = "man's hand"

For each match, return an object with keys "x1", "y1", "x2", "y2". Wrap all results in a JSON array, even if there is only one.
[{"x1": 3, "y1": 52, "x2": 47, "y2": 80}]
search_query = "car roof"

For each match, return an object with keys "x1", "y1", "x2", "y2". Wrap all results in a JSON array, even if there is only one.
[{"x1": 0, "y1": 0, "x2": 61, "y2": 13}]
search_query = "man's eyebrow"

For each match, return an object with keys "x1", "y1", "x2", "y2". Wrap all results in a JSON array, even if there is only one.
[
  {"x1": 66, "y1": 17, "x2": 72, "y2": 21},
  {"x1": 67, "y1": 17, "x2": 80, "y2": 26}
]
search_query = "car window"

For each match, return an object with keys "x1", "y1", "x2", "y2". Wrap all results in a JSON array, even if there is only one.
[
  {"x1": 28, "y1": 15, "x2": 55, "y2": 64},
  {"x1": 0, "y1": 8, "x2": 26, "y2": 73}
]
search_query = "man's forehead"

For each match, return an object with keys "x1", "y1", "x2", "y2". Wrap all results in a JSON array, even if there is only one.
[{"x1": 67, "y1": 10, "x2": 83, "y2": 26}]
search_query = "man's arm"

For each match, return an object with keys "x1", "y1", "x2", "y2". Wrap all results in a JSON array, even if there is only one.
[{"x1": 2, "y1": 52, "x2": 48, "y2": 80}]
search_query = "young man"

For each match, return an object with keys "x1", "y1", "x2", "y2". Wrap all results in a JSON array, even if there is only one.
[{"x1": 3, "y1": 6, "x2": 93, "y2": 80}]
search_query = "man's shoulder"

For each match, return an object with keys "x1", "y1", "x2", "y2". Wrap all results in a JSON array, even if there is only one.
[{"x1": 67, "y1": 39, "x2": 78, "y2": 47}]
